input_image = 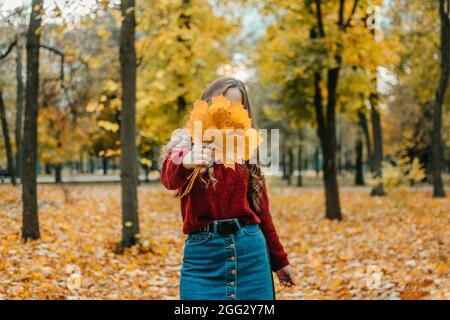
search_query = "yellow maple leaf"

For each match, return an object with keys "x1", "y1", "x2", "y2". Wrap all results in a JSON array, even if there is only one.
[{"x1": 181, "y1": 95, "x2": 262, "y2": 197}]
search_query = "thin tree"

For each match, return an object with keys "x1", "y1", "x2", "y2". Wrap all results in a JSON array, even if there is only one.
[
  {"x1": 367, "y1": 13, "x2": 386, "y2": 196},
  {"x1": 119, "y1": 0, "x2": 139, "y2": 248},
  {"x1": 370, "y1": 93, "x2": 386, "y2": 196},
  {"x1": 311, "y1": 0, "x2": 355, "y2": 220},
  {"x1": 175, "y1": 0, "x2": 191, "y2": 112},
  {"x1": 357, "y1": 108, "x2": 374, "y2": 172},
  {"x1": 22, "y1": 0, "x2": 43, "y2": 240},
  {"x1": 0, "y1": 90, "x2": 16, "y2": 185},
  {"x1": 297, "y1": 144, "x2": 303, "y2": 187},
  {"x1": 15, "y1": 40, "x2": 24, "y2": 180},
  {"x1": 354, "y1": 132, "x2": 365, "y2": 186},
  {"x1": 431, "y1": 0, "x2": 449, "y2": 198}
]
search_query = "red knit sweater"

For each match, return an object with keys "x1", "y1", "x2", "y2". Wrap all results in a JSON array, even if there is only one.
[{"x1": 161, "y1": 149, "x2": 290, "y2": 272}]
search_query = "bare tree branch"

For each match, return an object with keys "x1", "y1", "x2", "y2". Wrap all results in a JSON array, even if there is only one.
[
  {"x1": 0, "y1": 38, "x2": 17, "y2": 60},
  {"x1": 338, "y1": 0, "x2": 346, "y2": 29},
  {"x1": 344, "y1": 0, "x2": 359, "y2": 30},
  {"x1": 314, "y1": 0, "x2": 325, "y2": 37},
  {"x1": 39, "y1": 44, "x2": 78, "y2": 115}
]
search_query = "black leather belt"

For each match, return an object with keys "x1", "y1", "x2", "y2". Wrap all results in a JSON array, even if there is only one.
[{"x1": 197, "y1": 218, "x2": 247, "y2": 235}]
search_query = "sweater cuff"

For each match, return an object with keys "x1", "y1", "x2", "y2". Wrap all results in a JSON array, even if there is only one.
[
  {"x1": 270, "y1": 253, "x2": 290, "y2": 272},
  {"x1": 172, "y1": 151, "x2": 193, "y2": 182}
]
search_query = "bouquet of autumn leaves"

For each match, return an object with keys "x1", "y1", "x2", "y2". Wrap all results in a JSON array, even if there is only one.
[{"x1": 181, "y1": 95, "x2": 263, "y2": 197}]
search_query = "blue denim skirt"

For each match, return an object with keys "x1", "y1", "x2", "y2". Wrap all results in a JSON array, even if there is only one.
[{"x1": 180, "y1": 218, "x2": 275, "y2": 300}]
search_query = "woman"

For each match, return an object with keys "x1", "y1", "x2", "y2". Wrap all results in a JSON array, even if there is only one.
[{"x1": 161, "y1": 77, "x2": 295, "y2": 300}]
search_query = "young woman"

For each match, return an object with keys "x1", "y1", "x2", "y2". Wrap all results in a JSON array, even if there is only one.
[{"x1": 161, "y1": 77, "x2": 295, "y2": 300}]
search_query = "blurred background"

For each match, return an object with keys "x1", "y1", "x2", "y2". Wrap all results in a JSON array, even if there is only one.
[
  {"x1": 0, "y1": 0, "x2": 448, "y2": 300},
  {"x1": 0, "y1": 0, "x2": 449, "y2": 188}
]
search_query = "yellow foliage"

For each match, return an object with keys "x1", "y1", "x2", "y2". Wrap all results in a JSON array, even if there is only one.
[
  {"x1": 98, "y1": 120, "x2": 119, "y2": 133},
  {"x1": 136, "y1": 0, "x2": 238, "y2": 144},
  {"x1": 140, "y1": 158, "x2": 152, "y2": 167},
  {"x1": 181, "y1": 96, "x2": 263, "y2": 197},
  {"x1": 369, "y1": 156, "x2": 426, "y2": 192},
  {"x1": 185, "y1": 95, "x2": 262, "y2": 169}
]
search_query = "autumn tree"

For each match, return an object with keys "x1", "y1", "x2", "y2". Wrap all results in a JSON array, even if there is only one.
[
  {"x1": 0, "y1": 89, "x2": 16, "y2": 184},
  {"x1": 136, "y1": 0, "x2": 236, "y2": 146},
  {"x1": 22, "y1": 0, "x2": 43, "y2": 240},
  {"x1": 15, "y1": 38, "x2": 24, "y2": 180},
  {"x1": 12, "y1": 7, "x2": 27, "y2": 181},
  {"x1": 383, "y1": 0, "x2": 449, "y2": 188},
  {"x1": 0, "y1": 7, "x2": 28, "y2": 184},
  {"x1": 258, "y1": 1, "x2": 361, "y2": 219},
  {"x1": 0, "y1": 37, "x2": 17, "y2": 185},
  {"x1": 431, "y1": 0, "x2": 449, "y2": 197},
  {"x1": 119, "y1": 0, "x2": 139, "y2": 248},
  {"x1": 370, "y1": 94, "x2": 386, "y2": 196},
  {"x1": 35, "y1": 20, "x2": 94, "y2": 183},
  {"x1": 367, "y1": 12, "x2": 386, "y2": 196}
]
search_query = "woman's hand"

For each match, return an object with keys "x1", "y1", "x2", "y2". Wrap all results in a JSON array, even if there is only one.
[
  {"x1": 182, "y1": 142, "x2": 216, "y2": 170},
  {"x1": 276, "y1": 265, "x2": 296, "y2": 288}
]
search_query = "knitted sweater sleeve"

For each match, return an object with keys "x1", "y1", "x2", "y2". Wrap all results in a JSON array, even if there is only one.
[
  {"x1": 161, "y1": 150, "x2": 192, "y2": 190},
  {"x1": 258, "y1": 181, "x2": 290, "y2": 272}
]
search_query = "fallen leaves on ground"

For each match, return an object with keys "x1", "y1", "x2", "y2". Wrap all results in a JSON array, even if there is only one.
[{"x1": 0, "y1": 183, "x2": 448, "y2": 299}]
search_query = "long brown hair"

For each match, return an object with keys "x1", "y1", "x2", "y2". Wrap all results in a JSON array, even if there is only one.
[{"x1": 200, "y1": 77, "x2": 265, "y2": 215}]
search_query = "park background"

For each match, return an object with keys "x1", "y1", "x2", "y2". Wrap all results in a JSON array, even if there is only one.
[{"x1": 0, "y1": 0, "x2": 449, "y2": 299}]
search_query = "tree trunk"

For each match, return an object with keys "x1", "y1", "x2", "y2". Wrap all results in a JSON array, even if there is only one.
[
  {"x1": 357, "y1": 108, "x2": 374, "y2": 172},
  {"x1": 175, "y1": 0, "x2": 191, "y2": 113},
  {"x1": 282, "y1": 144, "x2": 288, "y2": 180},
  {"x1": 324, "y1": 68, "x2": 342, "y2": 219},
  {"x1": 88, "y1": 157, "x2": 94, "y2": 174},
  {"x1": 311, "y1": 1, "x2": 342, "y2": 220},
  {"x1": 15, "y1": 41, "x2": 24, "y2": 180},
  {"x1": 144, "y1": 165, "x2": 149, "y2": 182},
  {"x1": 102, "y1": 156, "x2": 108, "y2": 175},
  {"x1": 431, "y1": 0, "x2": 449, "y2": 198},
  {"x1": 314, "y1": 148, "x2": 320, "y2": 176},
  {"x1": 44, "y1": 163, "x2": 51, "y2": 175},
  {"x1": 54, "y1": 163, "x2": 62, "y2": 183},
  {"x1": 119, "y1": 0, "x2": 139, "y2": 248},
  {"x1": 286, "y1": 147, "x2": 294, "y2": 185},
  {"x1": 22, "y1": 0, "x2": 42, "y2": 240},
  {"x1": 297, "y1": 144, "x2": 303, "y2": 187},
  {"x1": 337, "y1": 136, "x2": 342, "y2": 175},
  {"x1": 136, "y1": 144, "x2": 141, "y2": 186},
  {"x1": 370, "y1": 94, "x2": 386, "y2": 196},
  {"x1": 0, "y1": 90, "x2": 16, "y2": 185},
  {"x1": 314, "y1": 70, "x2": 342, "y2": 220},
  {"x1": 345, "y1": 149, "x2": 352, "y2": 172},
  {"x1": 355, "y1": 135, "x2": 365, "y2": 185},
  {"x1": 79, "y1": 153, "x2": 84, "y2": 174}
]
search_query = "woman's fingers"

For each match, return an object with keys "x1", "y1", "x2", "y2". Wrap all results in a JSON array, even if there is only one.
[
  {"x1": 192, "y1": 151, "x2": 213, "y2": 166},
  {"x1": 287, "y1": 269, "x2": 296, "y2": 286},
  {"x1": 277, "y1": 266, "x2": 296, "y2": 288},
  {"x1": 284, "y1": 270, "x2": 295, "y2": 287},
  {"x1": 187, "y1": 142, "x2": 220, "y2": 167},
  {"x1": 280, "y1": 279, "x2": 294, "y2": 288}
]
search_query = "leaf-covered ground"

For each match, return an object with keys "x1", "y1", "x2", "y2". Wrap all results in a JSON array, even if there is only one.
[{"x1": 0, "y1": 183, "x2": 448, "y2": 300}]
